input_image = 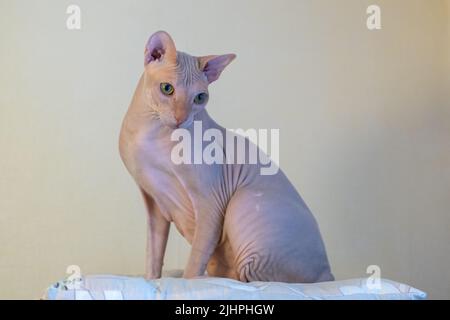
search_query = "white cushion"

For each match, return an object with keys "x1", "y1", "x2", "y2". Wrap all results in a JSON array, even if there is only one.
[{"x1": 44, "y1": 271, "x2": 426, "y2": 300}]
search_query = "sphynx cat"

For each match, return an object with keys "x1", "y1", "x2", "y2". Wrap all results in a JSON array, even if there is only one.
[{"x1": 119, "y1": 31, "x2": 334, "y2": 283}]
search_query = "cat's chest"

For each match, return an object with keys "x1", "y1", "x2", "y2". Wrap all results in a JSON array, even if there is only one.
[{"x1": 120, "y1": 128, "x2": 194, "y2": 221}]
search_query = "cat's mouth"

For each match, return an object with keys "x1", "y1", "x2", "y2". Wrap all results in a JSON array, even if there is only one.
[
  {"x1": 158, "y1": 113, "x2": 194, "y2": 130},
  {"x1": 176, "y1": 115, "x2": 194, "y2": 129}
]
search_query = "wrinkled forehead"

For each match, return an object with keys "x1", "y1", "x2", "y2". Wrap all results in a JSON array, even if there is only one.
[{"x1": 175, "y1": 51, "x2": 206, "y2": 87}]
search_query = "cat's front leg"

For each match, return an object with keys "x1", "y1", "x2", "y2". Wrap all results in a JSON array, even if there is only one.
[
  {"x1": 183, "y1": 210, "x2": 224, "y2": 278},
  {"x1": 141, "y1": 189, "x2": 171, "y2": 280}
]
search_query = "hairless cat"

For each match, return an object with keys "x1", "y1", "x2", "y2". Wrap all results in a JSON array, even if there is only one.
[{"x1": 119, "y1": 31, "x2": 334, "y2": 283}]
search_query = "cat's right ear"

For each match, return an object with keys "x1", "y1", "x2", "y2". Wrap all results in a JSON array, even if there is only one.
[{"x1": 144, "y1": 31, "x2": 177, "y2": 66}]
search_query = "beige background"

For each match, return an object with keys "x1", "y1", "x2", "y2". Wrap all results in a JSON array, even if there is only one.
[{"x1": 0, "y1": 0, "x2": 449, "y2": 299}]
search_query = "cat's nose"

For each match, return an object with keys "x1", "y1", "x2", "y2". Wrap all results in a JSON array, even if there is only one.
[
  {"x1": 174, "y1": 110, "x2": 188, "y2": 127},
  {"x1": 175, "y1": 116, "x2": 185, "y2": 127}
]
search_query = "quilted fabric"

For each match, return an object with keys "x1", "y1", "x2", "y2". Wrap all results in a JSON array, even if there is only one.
[{"x1": 44, "y1": 272, "x2": 426, "y2": 300}]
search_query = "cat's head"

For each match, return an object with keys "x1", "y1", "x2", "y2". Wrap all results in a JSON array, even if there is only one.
[{"x1": 142, "y1": 31, "x2": 236, "y2": 129}]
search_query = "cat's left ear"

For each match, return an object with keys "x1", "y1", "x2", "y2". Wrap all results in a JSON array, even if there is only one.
[
  {"x1": 144, "y1": 31, "x2": 177, "y2": 66},
  {"x1": 198, "y1": 54, "x2": 236, "y2": 84}
]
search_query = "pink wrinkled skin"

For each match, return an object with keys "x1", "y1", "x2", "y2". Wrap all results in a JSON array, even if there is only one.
[{"x1": 119, "y1": 31, "x2": 334, "y2": 283}]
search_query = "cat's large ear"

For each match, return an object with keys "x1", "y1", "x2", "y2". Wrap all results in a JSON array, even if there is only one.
[
  {"x1": 144, "y1": 31, "x2": 177, "y2": 66},
  {"x1": 198, "y1": 54, "x2": 236, "y2": 84}
]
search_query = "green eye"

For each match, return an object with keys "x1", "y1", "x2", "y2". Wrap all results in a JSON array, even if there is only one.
[
  {"x1": 160, "y1": 83, "x2": 175, "y2": 96},
  {"x1": 194, "y1": 92, "x2": 209, "y2": 105}
]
